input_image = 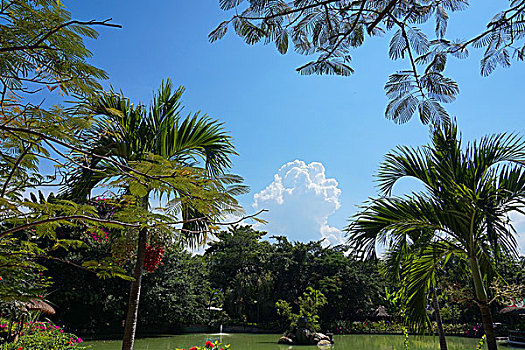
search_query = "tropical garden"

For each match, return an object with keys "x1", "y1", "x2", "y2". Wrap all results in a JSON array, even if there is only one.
[{"x1": 1, "y1": 1, "x2": 525, "y2": 350}]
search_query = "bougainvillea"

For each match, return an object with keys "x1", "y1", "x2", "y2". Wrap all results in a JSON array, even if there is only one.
[{"x1": 89, "y1": 228, "x2": 109, "y2": 242}]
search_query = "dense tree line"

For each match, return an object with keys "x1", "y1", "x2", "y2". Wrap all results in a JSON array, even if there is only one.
[
  {"x1": 45, "y1": 224, "x2": 525, "y2": 337},
  {"x1": 44, "y1": 225, "x2": 386, "y2": 335}
]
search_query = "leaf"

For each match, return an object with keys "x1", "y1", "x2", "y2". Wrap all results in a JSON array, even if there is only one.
[
  {"x1": 296, "y1": 59, "x2": 354, "y2": 76},
  {"x1": 209, "y1": 21, "x2": 230, "y2": 43},
  {"x1": 417, "y1": 98, "x2": 449, "y2": 125},
  {"x1": 406, "y1": 27, "x2": 429, "y2": 56},
  {"x1": 275, "y1": 29, "x2": 289, "y2": 54},
  {"x1": 129, "y1": 181, "x2": 148, "y2": 198},
  {"x1": 219, "y1": 0, "x2": 245, "y2": 10},
  {"x1": 425, "y1": 52, "x2": 447, "y2": 73},
  {"x1": 420, "y1": 72, "x2": 459, "y2": 103},
  {"x1": 385, "y1": 94, "x2": 419, "y2": 124},
  {"x1": 385, "y1": 72, "x2": 416, "y2": 99},
  {"x1": 233, "y1": 17, "x2": 266, "y2": 44},
  {"x1": 252, "y1": 216, "x2": 268, "y2": 224},
  {"x1": 435, "y1": 5, "x2": 448, "y2": 38},
  {"x1": 389, "y1": 29, "x2": 406, "y2": 60}
]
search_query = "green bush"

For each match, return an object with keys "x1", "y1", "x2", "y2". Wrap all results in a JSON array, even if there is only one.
[{"x1": 0, "y1": 322, "x2": 87, "y2": 350}]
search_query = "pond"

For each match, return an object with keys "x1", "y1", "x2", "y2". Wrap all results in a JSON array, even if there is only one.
[{"x1": 86, "y1": 333, "x2": 484, "y2": 350}]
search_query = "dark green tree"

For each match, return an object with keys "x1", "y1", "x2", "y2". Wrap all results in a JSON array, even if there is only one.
[
  {"x1": 206, "y1": 226, "x2": 386, "y2": 328},
  {"x1": 207, "y1": 226, "x2": 273, "y2": 323}
]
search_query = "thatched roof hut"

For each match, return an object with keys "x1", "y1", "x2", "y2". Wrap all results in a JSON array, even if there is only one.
[
  {"x1": 371, "y1": 305, "x2": 391, "y2": 318},
  {"x1": 21, "y1": 299, "x2": 56, "y2": 315}
]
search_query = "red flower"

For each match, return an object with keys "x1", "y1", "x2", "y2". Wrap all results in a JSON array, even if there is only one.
[
  {"x1": 189, "y1": 347, "x2": 198, "y2": 350},
  {"x1": 205, "y1": 341, "x2": 214, "y2": 348}
]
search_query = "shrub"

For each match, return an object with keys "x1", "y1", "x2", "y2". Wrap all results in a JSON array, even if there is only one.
[{"x1": 0, "y1": 322, "x2": 86, "y2": 350}]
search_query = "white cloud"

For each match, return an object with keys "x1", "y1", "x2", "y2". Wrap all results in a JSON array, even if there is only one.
[
  {"x1": 252, "y1": 160, "x2": 344, "y2": 246},
  {"x1": 509, "y1": 211, "x2": 525, "y2": 255}
]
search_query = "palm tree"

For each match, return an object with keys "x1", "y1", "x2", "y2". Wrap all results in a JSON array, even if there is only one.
[
  {"x1": 347, "y1": 121, "x2": 525, "y2": 350},
  {"x1": 65, "y1": 79, "x2": 244, "y2": 350}
]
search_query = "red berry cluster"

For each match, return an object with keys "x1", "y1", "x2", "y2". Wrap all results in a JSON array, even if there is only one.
[{"x1": 143, "y1": 244, "x2": 164, "y2": 273}]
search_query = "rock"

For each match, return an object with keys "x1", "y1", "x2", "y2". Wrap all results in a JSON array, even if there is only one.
[
  {"x1": 317, "y1": 340, "x2": 332, "y2": 346},
  {"x1": 313, "y1": 332, "x2": 331, "y2": 343},
  {"x1": 278, "y1": 336, "x2": 294, "y2": 345}
]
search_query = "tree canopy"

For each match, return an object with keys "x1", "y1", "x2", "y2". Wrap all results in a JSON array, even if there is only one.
[{"x1": 212, "y1": 0, "x2": 525, "y2": 124}]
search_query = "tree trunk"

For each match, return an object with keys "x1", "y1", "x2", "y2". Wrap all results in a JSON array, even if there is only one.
[
  {"x1": 432, "y1": 287, "x2": 448, "y2": 350},
  {"x1": 121, "y1": 226, "x2": 147, "y2": 350},
  {"x1": 469, "y1": 255, "x2": 497, "y2": 350}
]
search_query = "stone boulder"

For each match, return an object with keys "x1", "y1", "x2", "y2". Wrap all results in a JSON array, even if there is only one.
[
  {"x1": 317, "y1": 339, "x2": 332, "y2": 347},
  {"x1": 278, "y1": 336, "x2": 294, "y2": 345},
  {"x1": 313, "y1": 332, "x2": 331, "y2": 343}
]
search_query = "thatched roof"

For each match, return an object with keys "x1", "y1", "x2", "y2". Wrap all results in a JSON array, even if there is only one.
[
  {"x1": 23, "y1": 299, "x2": 56, "y2": 315},
  {"x1": 372, "y1": 305, "x2": 390, "y2": 318},
  {"x1": 499, "y1": 307, "x2": 525, "y2": 316}
]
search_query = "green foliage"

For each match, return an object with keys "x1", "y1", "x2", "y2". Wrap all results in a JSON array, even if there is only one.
[
  {"x1": 475, "y1": 334, "x2": 486, "y2": 350},
  {"x1": 140, "y1": 247, "x2": 219, "y2": 328},
  {"x1": 403, "y1": 327, "x2": 410, "y2": 350},
  {"x1": 206, "y1": 226, "x2": 386, "y2": 328},
  {"x1": 48, "y1": 225, "x2": 388, "y2": 334},
  {"x1": 0, "y1": 322, "x2": 86, "y2": 350},
  {"x1": 347, "y1": 121, "x2": 525, "y2": 348},
  {"x1": 212, "y1": 0, "x2": 525, "y2": 124},
  {"x1": 276, "y1": 287, "x2": 327, "y2": 331},
  {"x1": 0, "y1": 0, "x2": 129, "y2": 306},
  {"x1": 66, "y1": 79, "x2": 247, "y2": 245},
  {"x1": 0, "y1": 237, "x2": 51, "y2": 301},
  {"x1": 46, "y1": 243, "x2": 215, "y2": 334},
  {"x1": 0, "y1": 0, "x2": 115, "y2": 97}
]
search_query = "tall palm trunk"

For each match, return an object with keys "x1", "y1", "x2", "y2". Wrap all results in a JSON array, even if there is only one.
[
  {"x1": 432, "y1": 287, "x2": 448, "y2": 350},
  {"x1": 122, "y1": 226, "x2": 147, "y2": 350},
  {"x1": 469, "y1": 255, "x2": 497, "y2": 350},
  {"x1": 122, "y1": 195, "x2": 149, "y2": 350}
]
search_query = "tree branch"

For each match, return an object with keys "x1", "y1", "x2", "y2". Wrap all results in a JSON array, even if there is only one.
[
  {"x1": 0, "y1": 215, "x2": 139, "y2": 239},
  {"x1": 0, "y1": 142, "x2": 32, "y2": 198},
  {"x1": 0, "y1": 19, "x2": 122, "y2": 53},
  {"x1": 367, "y1": 0, "x2": 398, "y2": 34}
]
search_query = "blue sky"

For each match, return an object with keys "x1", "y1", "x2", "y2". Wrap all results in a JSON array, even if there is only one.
[{"x1": 67, "y1": 1, "x2": 525, "y2": 250}]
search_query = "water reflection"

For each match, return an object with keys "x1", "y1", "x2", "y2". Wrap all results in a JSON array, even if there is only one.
[{"x1": 87, "y1": 333, "x2": 482, "y2": 350}]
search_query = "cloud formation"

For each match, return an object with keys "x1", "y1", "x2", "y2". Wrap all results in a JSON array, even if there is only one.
[
  {"x1": 252, "y1": 160, "x2": 344, "y2": 246},
  {"x1": 509, "y1": 212, "x2": 525, "y2": 254}
]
